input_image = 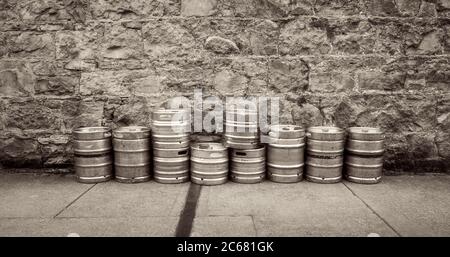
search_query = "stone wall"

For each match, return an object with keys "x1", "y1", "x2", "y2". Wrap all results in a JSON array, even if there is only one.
[{"x1": 0, "y1": 0, "x2": 449, "y2": 173}]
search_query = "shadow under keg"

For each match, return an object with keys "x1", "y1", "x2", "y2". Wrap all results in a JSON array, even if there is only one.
[
  {"x1": 191, "y1": 142, "x2": 228, "y2": 185},
  {"x1": 73, "y1": 127, "x2": 113, "y2": 183},
  {"x1": 231, "y1": 146, "x2": 266, "y2": 184},
  {"x1": 345, "y1": 127, "x2": 384, "y2": 184},
  {"x1": 267, "y1": 125, "x2": 305, "y2": 183},
  {"x1": 306, "y1": 126, "x2": 345, "y2": 184},
  {"x1": 113, "y1": 126, "x2": 151, "y2": 183}
]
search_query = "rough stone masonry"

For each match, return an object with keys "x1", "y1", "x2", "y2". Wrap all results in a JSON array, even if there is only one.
[{"x1": 0, "y1": 0, "x2": 449, "y2": 173}]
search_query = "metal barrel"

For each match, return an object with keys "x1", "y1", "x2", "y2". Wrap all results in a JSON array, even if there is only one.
[
  {"x1": 267, "y1": 125, "x2": 305, "y2": 183},
  {"x1": 151, "y1": 108, "x2": 191, "y2": 184},
  {"x1": 152, "y1": 109, "x2": 191, "y2": 136},
  {"x1": 305, "y1": 126, "x2": 345, "y2": 184},
  {"x1": 231, "y1": 146, "x2": 266, "y2": 184},
  {"x1": 73, "y1": 127, "x2": 113, "y2": 183},
  {"x1": 153, "y1": 147, "x2": 189, "y2": 184},
  {"x1": 113, "y1": 126, "x2": 151, "y2": 183},
  {"x1": 345, "y1": 127, "x2": 384, "y2": 184},
  {"x1": 191, "y1": 143, "x2": 228, "y2": 185},
  {"x1": 224, "y1": 108, "x2": 259, "y2": 149}
]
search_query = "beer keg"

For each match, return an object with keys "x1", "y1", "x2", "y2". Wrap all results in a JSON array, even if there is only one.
[
  {"x1": 113, "y1": 126, "x2": 151, "y2": 183},
  {"x1": 231, "y1": 146, "x2": 266, "y2": 184},
  {"x1": 152, "y1": 109, "x2": 190, "y2": 136},
  {"x1": 224, "y1": 107, "x2": 259, "y2": 149},
  {"x1": 305, "y1": 126, "x2": 345, "y2": 184},
  {"x1": 152, "y1": 108, "x2": 191, "y2": 184},
  {"x1": 345, "y1": 127, "x2": 384, "y2": 184},
  {"x1": 73, "y1": 127, "x2": 113, "y2": 183},
  {"x1": 191, "y1": 142, "x2": 228, "y2": 185},
  {"x1": 267, "y1": 125, "x2": 305, "y2": 183},
  {"x1": 153, "y1": 147, "x2": 189, "y2": 184}
]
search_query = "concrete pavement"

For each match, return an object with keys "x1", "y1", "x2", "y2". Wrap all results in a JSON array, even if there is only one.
[{"x1": 0, "y1": 172, "x2": 449, "y2": 237}]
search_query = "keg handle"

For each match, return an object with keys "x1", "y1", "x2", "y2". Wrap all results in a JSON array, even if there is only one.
[
  {"x1": 104, "y1": 132, "x2": 112, "y2": 138},
  {"x1": 322, "y1": 128, "x2": 329, "y2": 132},
  {"x1": 305, "y1": 132, "x2": 311, "y2": 138},
  {"x1": 178, "y1": 150, "x2": 188, "y2": 156},
  {"x1": 236, "y1": 152, "x2": 247, "y2": 156},
  {"x1": 362, "y1": 128, "x2": 369, "y2": 133}
]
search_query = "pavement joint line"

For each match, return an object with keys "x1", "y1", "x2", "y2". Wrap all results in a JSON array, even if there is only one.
[
  {"x1": 53, "y1": 183, "x2": 97, "y2": 219},
  {"x1": 342, "y1": 182, "x2": 402, "y2": 237},
  {"x1": 250, "y1": 215, "x2": 258, "y2": 237},
  {"x1": 175, "y1": 183, "x2": 202, "y2": 237}
]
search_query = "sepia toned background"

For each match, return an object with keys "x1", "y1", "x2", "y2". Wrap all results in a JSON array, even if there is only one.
[{"x1": 0, "y1": 0, "x2": 449, "y2": 173}]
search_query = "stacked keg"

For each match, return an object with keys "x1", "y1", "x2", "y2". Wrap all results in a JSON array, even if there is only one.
[
  {"x1": 191, "y1": 142, "x2": 228, "y2": 185},
  {"x1": 113, "y1": 126, "x2": 151, "y2": 183},
  {"x1": 266, "y1": 125, "x2": 305, "y2": 183},
  {"x1": 305, "y1": 126, "x2": 345, "y2": 183},
  {"x1": 152, "y1": 109, "x2": 190, "y2": 184},
  {"x1": 345, "y1": 127, "x2": 384, "y2": 184},
  {"x1": 73, "y1": 127, "x2": 113, "y2": 183},
  {"x1": 224, "y1": 106, "x2": 259, "y2": 149}
]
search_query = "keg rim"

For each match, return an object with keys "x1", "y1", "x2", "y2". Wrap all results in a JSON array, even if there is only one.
[
  {"x1": 191, "y1": 142, "x2": 227, "y2": 151},
  {"x1": 347, "y1": 127, "x2": 384, "y2": 140},
  {"x1": 270, "y1": 124, "x2": 305, "y2": 132},
  {"x1": 307, "y1": 126, "x2": 344, "y2": 134},
  {"x1": 113, "y1": 126, "x2": 151, "y2": 139},
  {"x1": 73, "y1": 126, "x2": 111, "y2": 140}
]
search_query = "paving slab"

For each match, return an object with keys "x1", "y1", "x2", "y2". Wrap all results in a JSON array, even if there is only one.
[
  {"x1": 344, "y1": 175, "x2": 450, "y2": 236},
  {"x1": 191, "y1": 216, "x2": 256, "y2": 237},
  {"x1": 0, "y1": 217, "x2": 179, "y2": 236},
  {"x1": 195, "y1": 181, "x2": 397, "y2": 236},
  {"x1": 0, "y1": 173, "x2": 91, "y2": 218},
  {"x1": 58, "y1": 181, "x2": 189, "y2": 218}
]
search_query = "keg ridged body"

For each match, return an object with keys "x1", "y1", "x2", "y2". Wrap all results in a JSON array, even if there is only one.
[
  {"x1": 345, "y1": 127, "x2": 384, "y2": 184},
  {"x1": 152, "y1": 109, "x2": 190, "y2": 184},
  {"x1": 113, "y1": 126, "x2": 151, "y2": 183},
  {"x1": 306, "y1": 126, "x2": 345, "y2": 184},
  {"x1": 267, "y1": 125, "x2": 305, "y2": 183},
  {"x1": 225, "y1": 108, "x2": 259, "y2": 149},
  {"x1": 73, "y1": 127, "x2": 113, "y2": 183},
  {"x1": 191, "y1": 143, "x2": 228, "y2": 185},
  {"x1": 231, "y1": 146, "x2": 266, "y2": 184}
]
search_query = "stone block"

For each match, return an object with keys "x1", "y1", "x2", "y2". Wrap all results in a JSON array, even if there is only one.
[
  {"x1": 279, "y1": 18, "x2": 331, "y2": 55},
  {"x1": 91, "y1": 0, "x2": 180, "y2": 19},
  {"x1": 0, "y1": 61, "x2": 35, "y2": 97}
]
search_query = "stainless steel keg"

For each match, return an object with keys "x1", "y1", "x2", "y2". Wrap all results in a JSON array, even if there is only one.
[
  {"x1": 305, "y1": 126, "x2": 345, "y2": 184},
  {"x1": 73, "y1": 127, "x2": 113, "y2": 183},
  {"x1": 191, "y1": 143, "x2": 228, "y2": 185},
  {"x1": 153, "y1": 147, "x2": 189, "y2": 184},
  {"x1": 224, "y1": 108, "x2": 259, "y2": 149},
  {"x1": 231, "y1": 146, "x2": 266, "y2": 184},
  {"x1": 267, "y1": 125, "x2": 305, "y2": 183},
  {"x1": 113, "y1": 126, "x2": 151, "y2": 183},
  {"x1": 152, "y1": 108, "x2": 191, "y2": 184},
  {"x1": 345, "y1": 127, "x2": 384, "y2": 184},
  {"x1": 152, "y1": 109, "x2": 190, "y2": 135}
]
